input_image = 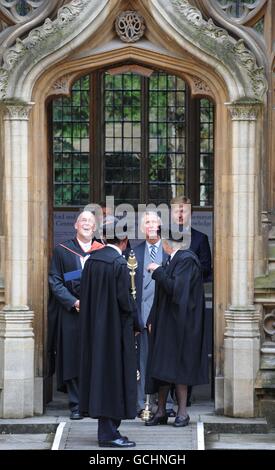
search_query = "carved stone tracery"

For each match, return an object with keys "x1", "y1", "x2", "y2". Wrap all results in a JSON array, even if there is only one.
[
  {"x1": 0, "y1": 0, "x2": 45, "y2": 23},
  {"x1": 169, "y1": 0, "x2": 267, "y2": 99},
  {"x1": 0, "y1": 0, "x2": 268, "y2": 102},
  {"x1": 213, "y1": 0, "x2": 266, "y2": 22},
  {"x1": 0, "y1": 0, "x2": 89, "y2": 75},
  {"x1": 115, "y1": 10, "x2": 145, "y2": 43},
  {"x1": 51, "y1": 74, "x2": 71, "y2": 95},
  {"x1": 263, "y1": 311, "x2": 275, "y2": 338},
  {"x1": 187, "y1": 74, "x2": 213, "y2": 98}
]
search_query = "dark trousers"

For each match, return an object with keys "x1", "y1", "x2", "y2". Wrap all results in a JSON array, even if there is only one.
[
  {"x1": 98, "y1": 417, "x2": 122, "y2": 441},
  {"x1": 65, "y1": 377, "x2": 79, "y2": 411}
]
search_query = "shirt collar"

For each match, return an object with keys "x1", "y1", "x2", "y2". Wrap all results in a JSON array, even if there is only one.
[
  {"x1": 170, "y1": 249, "x2": 180, "y2": 260},
  {"x1": 77, "y1": 238, "x2": 92, "y2": 252},
  {"x1": 107, "y1": 244, "x2": 122, "y2": 255},
  {"x1": 146, "y1": 239, "x2": 161, "y2": 250}
]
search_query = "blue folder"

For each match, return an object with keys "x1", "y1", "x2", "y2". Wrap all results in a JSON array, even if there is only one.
[{"x1": 64, "y1": 269, "x2": 82, "y2": 282}]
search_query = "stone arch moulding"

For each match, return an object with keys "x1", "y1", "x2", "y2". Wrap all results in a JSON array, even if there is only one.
[
  {"x1": 0, "y1": 0, "x2": 268, "y2": 104},
  {"x1": 0, "y1": 0, "x2": 268, "y2": 419}
]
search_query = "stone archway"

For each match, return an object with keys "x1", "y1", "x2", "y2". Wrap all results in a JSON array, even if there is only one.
[{"x1": 0, "y1": 0, "x2": 267, "y2": 417}]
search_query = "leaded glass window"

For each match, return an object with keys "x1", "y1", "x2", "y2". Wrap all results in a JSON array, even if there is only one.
[
  {"x1": 51, "y1": 70, "x2": 214, "y2": 209},
  {"x1": 148, "y1": 73, "x2": 186, "y2": 205},
  {"x1": 52, "y1": 76, "x2": 90, "y2": 207},
  {"x1": 200, "y1": 99, "x2": 214, "y2": 206},
  {"x1": 104, "y1": 73, "x2": 142, "y2": 207}
]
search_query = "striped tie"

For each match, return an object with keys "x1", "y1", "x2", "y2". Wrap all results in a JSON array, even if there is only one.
[{"x1": 150, "y1": 244, "x2": 157, "y2": 261}]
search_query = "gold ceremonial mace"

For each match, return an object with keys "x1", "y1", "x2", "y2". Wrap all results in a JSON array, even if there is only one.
[
  {"x1": 127, "y1": 250, "x2": 138, "y2": 300},
  {"x1": 127, "y1": 250, "x2": 152, "y2": 422},
  {"x1": 127, "y1": 250, "x2": 140, "y2": 382}
]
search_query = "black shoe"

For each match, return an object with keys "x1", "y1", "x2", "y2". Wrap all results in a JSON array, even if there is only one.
[
  {"x1": 99, "y1": 437, "x2": 136, "y2": 448},
  {"x1": 145, "y1": 414, "x2": 168, "y2": 426},
  {"x1": 173, "y1": 415, "x2": 190, "y2": 427},
  {"x1": 166, "y1": 408, "x2": 176, "y2": 418},
  {"x1": 70, "y1": 409, "x2": 83, "y2": 420}
]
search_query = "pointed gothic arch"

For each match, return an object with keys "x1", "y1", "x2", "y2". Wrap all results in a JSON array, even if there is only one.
[{"x1": 0, "y1": 0, "x2": 267, "y2": 418}]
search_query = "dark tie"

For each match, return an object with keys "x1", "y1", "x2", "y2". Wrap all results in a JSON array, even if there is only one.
[
  {"x1": 150, "y1": 244, "x2": 157, "y2": 261},
  {"x1": 165, "y1": 255, "x2": 171, "y2": 266}
]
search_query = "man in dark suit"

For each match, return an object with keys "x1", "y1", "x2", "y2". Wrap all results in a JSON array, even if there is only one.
[
  {"x1": 132, "y1": 211, "x2": 176, "y2": 418},
  {"x1": 47, "y1": 211, "x2": 98, "y2": 419},
  {"x1": 171, "y1": 196, "x2": 212, "y2": 282},
  {"x1": 171, "y1": 196, "x2": 212, "y2": 405}
]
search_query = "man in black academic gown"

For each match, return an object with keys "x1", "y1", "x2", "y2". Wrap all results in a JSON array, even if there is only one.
[
  {"x1": 79, "y1": 217, "x2": 137, "y2": 448},
  {"x1": 47, "y1": 210, "x2": 98, "y2": 419},
  {"x1": 171, "y1": 195, "x2": 212, "y2": 405},
  {"x1": 145, "y1": 231, "x2": 208, "y2": 427}
]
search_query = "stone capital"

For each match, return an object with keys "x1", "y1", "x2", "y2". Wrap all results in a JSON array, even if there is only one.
[
  {"x1": 224, "y1": 305, "x2": 260, "y2": 338},
  {"x1": 1, "y1": 101, "x2": 34, "y2": 121},
  {"x1": 0, "y1": 308, "x2": 34, "y2": 339},
  {"x1": 226, "y1": 101, "x2": 261, "y2": 121}
]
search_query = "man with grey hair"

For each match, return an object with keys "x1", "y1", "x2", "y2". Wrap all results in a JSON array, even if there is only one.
[
  {"x1": 145, "y1": 231, "x2": 208, "y2": 427},
  {"x1": 47, "y1": 211, "x2": 99, "y2": 419},
  {"x1": 133, "y1": 211, "x2": 176, "y2": 418}
]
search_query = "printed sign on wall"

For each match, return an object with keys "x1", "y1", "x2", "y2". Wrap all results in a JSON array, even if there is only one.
[
  {"x1": 191, "y1": 211, "x2": 213, "y2": 254},
  {"x1": 53, "y1": 211, "x2": 78, "y2": 246}
]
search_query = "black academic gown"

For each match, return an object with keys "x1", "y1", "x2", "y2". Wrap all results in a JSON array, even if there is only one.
[
  {"x1": 79, "y1": 246, "x2": 137, "y2": 420},
  {"x1": 47, "y1": 238, "x2": 88, "y2": 390},
  {"x1": 145, "y1": 249, "x2": 209, "y2": 393}
]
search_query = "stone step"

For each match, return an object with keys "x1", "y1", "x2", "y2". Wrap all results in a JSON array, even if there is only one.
[
  {"x1": 202, "y1": 415, "x2": 268, "y2": 434},
  {"x1": 58, "y1": 419, "x2": 199, "y2": 450},
  {"x1": 205, "y1": 431, "x2": 275, "y2": 450}
]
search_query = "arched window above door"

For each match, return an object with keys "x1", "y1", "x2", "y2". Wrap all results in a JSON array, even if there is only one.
[{"x1": 50, "y1": 69, "x2": 214, "y2": 209}]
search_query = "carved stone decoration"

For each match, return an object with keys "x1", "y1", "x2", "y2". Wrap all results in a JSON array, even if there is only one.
[
  {"x1": 188, "y1": 75, "x2": 213, "y2": 97},
  {"x1": 233, "y1": 39, "x2": 266, "y2": 98},
  {"x1": 51, "y1": 74, "x2": 71, "y2": 95},
  {"x1": 3, "y1": 0, "x2": 89, "y2": 69},
  {"x1": 0, "y1": 0, "x2": 45, "y2": 23},
  {"x1": 171, "y1": 0, "x2": 202, "y2": 25},
  {"x1": 0, "y1": 68, "x2": 8, "y2": 97},
  {"x1": 227, "y1": 102, "x2": 261, "y2": 121},
  {"x1": 0, "y1": 0, "x2": 268, "y2": 101},
  {"x1": 213, "y1": 0, "x2": 265, "y2": 22},
  {"x1": 170, "y1": 0, "x2": 267, "y2": 99},
  {"x1": 2, "y1": 37, "x2": 27, "y2": 68},
  {"x1": 115, "y1": 10, "x2": 145, "y2": 43},
  {"x1": 263, "y1": 311, "x2": 275, "y2": 337},
  {"x1": 0, "y1": 1, "x2": 67, "y2": 66},
  {"x1": 3, "y1": 102, "x2": 33, "y2": 120}
]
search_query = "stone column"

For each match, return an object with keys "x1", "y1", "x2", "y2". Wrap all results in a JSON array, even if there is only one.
[
  {"x1": 224, "y1": 102, "x2": 261, "y2": 417},
  {"x1": 0, "y1": 102, "x2": 34, "y2": 418}
]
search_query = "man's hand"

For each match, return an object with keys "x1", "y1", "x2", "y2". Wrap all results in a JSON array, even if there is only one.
[
  {"x1": 74, "y1": 300, "x2": 80, "y2": 312},
  {"x1": 147, "y1": 262, "x2": 160, "y2": 273}
]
